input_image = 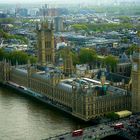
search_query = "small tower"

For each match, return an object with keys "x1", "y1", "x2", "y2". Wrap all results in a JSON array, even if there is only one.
[
  {"x1": 27, "y1": 59, "x2": 36, "y2": 88},
  {"x1": 100, "y1": 71, "x2": 107, "y2": 95},
  {"x1": 2, "y1": 59, "x2": 11, "y2": 82},
  {"x1": 63, "y1": 47, "x2": 74, "y2": 76},
  {"x1": 132, "y1": 46, "x2": 140, "y2": 112},
  {"x1": 37, "y1": 20, "x2": 55, "y2": 66},
  {"x1": 101, "y1": 71, "x2": 106, "y2": 86}
]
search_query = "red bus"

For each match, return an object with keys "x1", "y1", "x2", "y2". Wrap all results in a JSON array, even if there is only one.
[
  {"x1": 114, "y1": 123, "x2": 124, "y2": 129},
  {"x1": 72, "y1": 129, "x2": 83, "y2": 137}
]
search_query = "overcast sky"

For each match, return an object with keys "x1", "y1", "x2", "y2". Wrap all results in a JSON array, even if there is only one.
[{"x1": 0, "y1": 0, "x2": 139, "y2": 4}]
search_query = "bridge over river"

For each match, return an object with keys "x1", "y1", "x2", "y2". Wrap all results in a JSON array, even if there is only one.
[{"x1": 45, "y1": 117, "x2": 139, "y2": 140}]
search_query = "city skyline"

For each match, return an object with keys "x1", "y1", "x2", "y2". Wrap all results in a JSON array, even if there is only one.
[{"x1": 0, "y1": 0, "x2": 139, "y2": 4}]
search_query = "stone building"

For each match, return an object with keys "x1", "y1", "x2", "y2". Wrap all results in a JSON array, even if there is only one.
[
  {"x1": 132, "y1": 46, "x2": 140, "y2": 113},
  {"x1": 63, "y1": 47, "x2": 74, "y2": 76},
  {"x1": 0, "y1": 60, "x2": 11, "y2": 83},
  {"x1": 0, "y1": 61, "x2": 131, "y2": 121},
  {"x1": 37, "y1": 21, "x2": 55, "y2": 66},
  {"x1": 116, "y1": 52, "x2": 131, "y2": 77},
  {"x1": 0, "y1": 20, "x2": 136, "y2": 121},
  {"x1": 54, "y1": 17, "x2": 63, "y2": 32}
]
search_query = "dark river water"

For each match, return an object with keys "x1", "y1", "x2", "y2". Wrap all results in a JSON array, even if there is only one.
[{"x1": 0, "y1": 86, "x2": 87, "y2": 140}]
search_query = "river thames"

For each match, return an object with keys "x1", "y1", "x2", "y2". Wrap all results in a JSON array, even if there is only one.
[{"x1": 0, "y1": 86, "x2": 88, "y2": 140}]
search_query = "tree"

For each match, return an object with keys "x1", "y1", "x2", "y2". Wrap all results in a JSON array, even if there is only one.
[
  {"x1": 79, "y1": 48, "x2": 97, "y2": 64},
  {"x1": 0, "y1": 29, "x2": 28, "y2": 44},
  {"x1": 71, "y1": 22, "x2": 133, "y2": 33},
  {"x1": 119, "y1": 16, "x2": 131, "y2": 23},
  {"x1": 29, "y1": 56, "x2": 37, "y2": 64},
  {"x1": 71, "y1": 24, "x2": 88, "y2": 32},
  {"x1": 56, "y1": 48, "x2": 79, "y2": 65},
  {"x1": 71, "y1": 52, "x2": 79, "y2": 65},
  {"x1": 0, "y1": 18, "x2": 15, "y2": 24},
  {"x1": 121, "y1": 37, "x2": 129, "y2": 43},
  {"x1": 104, "y1": 55, "x2": 118, "y2": 72},
  {"x1": 106, "y1": 112, "x2": 119, "y2": 120},
  {"x1": 0, "y1": 49, "x2": 5, "y2": 61},
  {"x1": 7, "y1": 51, "x2": 28, "y2": 65},
  {"x1": 126, "y1": 44, "x2": 139, "y2": 55},
  {"x1": 0, "y1": 49, "x2": 37, "y2": 65},
  {"x1": 137, "y1": 30, "x2": 140, "y2": 38}
]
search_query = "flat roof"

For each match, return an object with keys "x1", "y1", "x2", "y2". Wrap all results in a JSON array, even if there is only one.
[{"x1": 115, "y1": 110, "x2": 132, "y2": 118}]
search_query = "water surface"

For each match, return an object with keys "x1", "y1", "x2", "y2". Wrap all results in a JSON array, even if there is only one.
[{"x1": 0, "y1": 86, "x2": 87, "y2": 140}]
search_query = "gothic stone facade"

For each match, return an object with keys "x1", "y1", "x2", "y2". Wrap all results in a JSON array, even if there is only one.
[{"x1": 0, "y1": 62, "x2": 131, "y2": 121}]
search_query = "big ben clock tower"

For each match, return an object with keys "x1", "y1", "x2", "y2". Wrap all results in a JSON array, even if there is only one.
[
  {"x1": 132, "y1": 46, "x2": 140, "y2": 112},
  {"x1": 37, "y1": 21, "x2": 55, "y2": 66}
]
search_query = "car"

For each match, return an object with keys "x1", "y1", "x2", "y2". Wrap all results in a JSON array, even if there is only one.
[
  {"x1": 88, "y1": 135, "x2": 92, "y2": 138},
  {"x1": 59, "y1": 137, "x2": 64, "y2": 140},
  {"x1": 100, "y1": 128, "x2": 104, "y2": 130}
]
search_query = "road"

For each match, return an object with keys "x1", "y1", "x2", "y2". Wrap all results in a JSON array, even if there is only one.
[{"x1": 45, "y1": 114, "x2": 140, "y2": 140}]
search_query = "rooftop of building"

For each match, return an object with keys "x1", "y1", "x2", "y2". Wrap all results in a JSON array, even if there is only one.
[
  {"x1": 97, "y1": 70, "x2": 130, "y2": 84},
  {"x1": 119, "y1": 52, "x2": 130, "y2": 63},
  {"x1": 58, "y1": 77, "x2": 127, "y2": 96},
  {"x1": 13, "y1": 65, "x2": 63, "y2": 81},
  {"x1": 55, "y1": 32, "x2": 118, "y2": 43},
  {"x1": 12, "y1": 65, "x2": 129, "y2": 97}
]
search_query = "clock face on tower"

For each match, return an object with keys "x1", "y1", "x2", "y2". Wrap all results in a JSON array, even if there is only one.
[{"x1": 133, "y1": 63, "x2": 138, "y2": 71}]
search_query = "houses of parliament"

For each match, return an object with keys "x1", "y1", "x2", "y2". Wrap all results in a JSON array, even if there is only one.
[{"x1": 0, "y1": 21, "x2": 139, "y2": 121}]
